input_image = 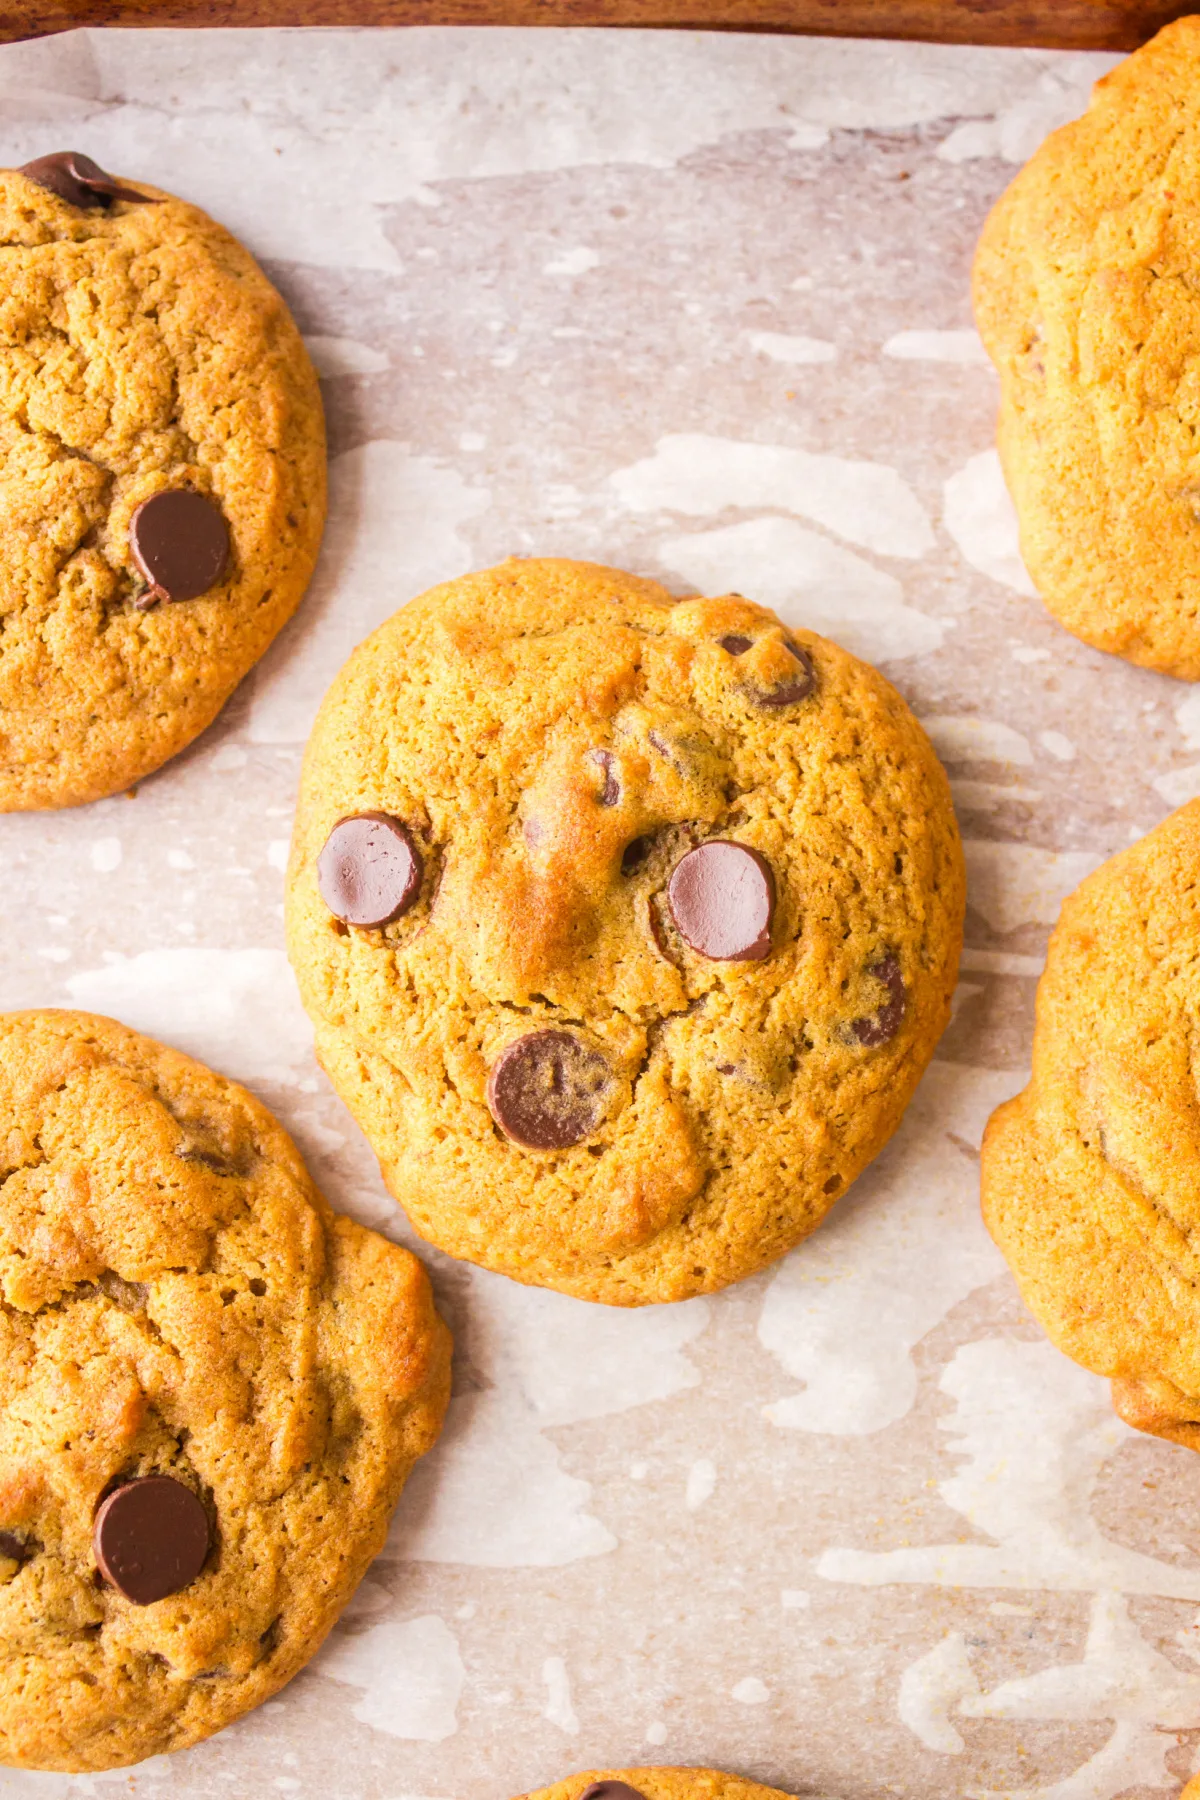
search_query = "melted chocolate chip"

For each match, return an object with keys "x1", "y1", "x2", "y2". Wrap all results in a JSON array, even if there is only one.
[
  {"x1": 93, "y1": 1476, "x2": 210, "y2": 1606},
  {"x1": 754, "y1": 640, "x2": 817, "y2": 708},
  {"x1": 487, "y1": 1029, "x2": 610, "y2": 1150},
  {"x1": 719, "y1": 633, "x2": 753, "y2": 655},
  {"x1": 590, "y1": 749, "x2": 620, "y2": 806},
  {"x1": 667, "y1": 839, "x2": 775, "y2": 962},
  {"x1": 317, "y1": 814, "x2": 423, "y2": 929},
  {"x1": 20, "y1": 153, "x2": 151, "y2": 209},
  {"x1": 129, "y1": 490, "x2": 230, "y2": 604},
  {"x1": 851, "y1": 954, "x2": 906, "y2": 1047},
  {"x1": 0, "y1": 1532, "x2": 31, "y2": 1569},
  {"x1": 579, "y1": 1786, "x2": 651, "y2": 1800}
]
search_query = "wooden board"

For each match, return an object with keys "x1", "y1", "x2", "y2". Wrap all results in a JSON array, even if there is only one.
[{"x1": 0, "y1": 0, "x2": 1193, "y2": 49}]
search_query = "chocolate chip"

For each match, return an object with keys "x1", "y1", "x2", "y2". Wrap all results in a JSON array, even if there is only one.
[
  {"x1": 579, "y1": 1786, "x2": 651, "y2": 1800},
  {"x1": 719, "y1": 633, "x2": 753, "y2": 655},
  {"x1": 0, "y1": 1532, "x2": 31, "y2": 1569},
  {"x1": 621, "y1": 835, "x2": 653, "y2": 874},
  {"x1": 317, "y1": 814, "x2": 423, "y2": 929},
  {"x1": 487, "y1": 1029, "x2": 610, "y2": 1150},
  {"x1": 851, "y1": 954, "x2": 906, "y2": 1047},
  {"x1": 667, "y1": 839, "x2": 775, "y2": 962},
  {"x1": 19, "y1": 152, "x2": 151, "y2": 209},
  {"x1": 590, "y1": 749, "x2": 619, "y2": 806},
  {"x1": 93, "y1": 1476, "x2": 210, "y2": 1605},
  {"x1": 755, "y1": 640, "x2": 817, "y2": 708},
  {"x1": 129, "y1": 490, "x2": 230, "y2": 604}
]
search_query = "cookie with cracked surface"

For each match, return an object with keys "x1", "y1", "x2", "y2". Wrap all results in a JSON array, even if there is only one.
[
  {"x1": 0, "y1": 152, "x2": 325, "y2": 809},
  {"x1": 516, "y1": 1772, "x2": 797, "y2": 1800},
  {"x1": 287, "y1": 557, "x2": 964, "y2": 1305},
  {"x1": 0, "y1": 1009, "x2": 450, "y2": 1771},
  {"x1": 982, "y1": 800, "x2": 1200, "y2": 1453},
  {"x1": 974, "y1": 18, "x2": 1200, "y2": 678}
]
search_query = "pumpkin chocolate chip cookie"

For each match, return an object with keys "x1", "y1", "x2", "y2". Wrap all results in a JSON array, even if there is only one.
[
  {"x1": 974, "y1": 17, "x2": 1200, "y2": 678},
  {"x1": 982, "y1": 799, "x2": 1200, "y2": 1451},
  {"x1": 287, "y1": 557, "x2": 964, "y2": 1305},
  {"x1": 0, "y1": 1009, "x2": 450, "y2": 1771},
  {"x1": 516, "y1": 1771, "x2": 797, "y2": 1800},
  {"x1": 0, "y1": 151, "x2": 325, "y2": 808}
]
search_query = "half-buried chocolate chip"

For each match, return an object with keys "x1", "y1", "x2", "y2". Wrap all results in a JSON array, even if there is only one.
[
  {"x1": 487, "y1": 1029, "x2": 611, "y2": 1150},
  {"x1": 667, "y1": 840, "x2": 775, "y2": 962},
  {"x1": 20, "y1": 151, "x2": 152, "y2": 209},
  {"x1": 317, "y1": 814, "x2": 423, "y2": 929},
  {"x1": 93, "y1": 1476, "x2": 210, "y2": 1606},
  {"x1": 754, "y1": 640, "x2": 817, "y2": 708},
  {"x1": 579, "y1": 1786, "x2": 651, "y2": 1800},
  {"x1": 851, "y1": 954, "x2": 905, "y2": 1046},
  {"x1": 130, "y1": 490, "x2": 230, "y2": 605},
  {"x1": 719, "y1": 632, "x2": 754, "y2": 655}
]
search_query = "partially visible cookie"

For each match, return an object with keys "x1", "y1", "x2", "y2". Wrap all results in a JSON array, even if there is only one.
[
  {"x1": 287, "y1": 557, "x2": 964, "y2": 1305},
  {"x1": 0, "y1": 1010, "x2": 450, "y2": 1771},
  {"x1": 974, "y1": 18, "x2": 1200, "y2": 677},
  {"x1": 516, "y1": 1769, "x2": 797, "y2": 1800},
  {"x1": 0, "y1": 152, "x2": 326, "y2": 808},
  {"x1": 982, "y1": 800, "x2": 1200, "y2": 1449}
]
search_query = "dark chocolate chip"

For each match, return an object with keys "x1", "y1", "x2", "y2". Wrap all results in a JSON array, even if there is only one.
[
  {"x1": 0, "y1": 1532, "x2": 31, "y2": 1569},
  {"x1": 590, "y1": 749, "x2": 619, "y2": 806},
  {"x1": 579, "y1": 1786, "x2": 651, "y2": 1800},
  {"x1": 719, "y1": 633, "x2": 753, "y2": 655},
  {"x1": 129, "y1": 490, "x2": 230, "y2": 604},
  {"x1": 487, "y1": 1029, "x2": 610, "y2": 1150},
  {"x1": 754, "y1": 640, "x2": 817, "y2": 709},
  {"x1": 621, "y1": 835, "x2": 653, "y2": 875},
  {"x1": 851, "y1": 954, "x2": 906, "y2": 1047},
  {"x1": 317, "y1": 814, "x2": 423, "y2": 930},
  {"x1": 667, "y1": 839, "x2": 775, "y2": 962},
  {"x1": 93, "y1": 1476, "x2": 210, "y2": 1606},
  {"x1": 20, "y1": 152, "x2": 151, "y2": 209}
]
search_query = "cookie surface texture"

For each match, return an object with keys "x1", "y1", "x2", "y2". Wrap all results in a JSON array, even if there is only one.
[
  {"x1": 515, "y1": 1768, "x2": 797, "y2": 1800},
  {"x1": 288, "y1": 558, "x2": 964, "y2": 1305},
  {"x1": 974, "y1": 17, "x2": 1200, "y2": 678},
  {"x1": 0, "y1": 1010, "x2": 451, "y2": 1770},
  {"x1": 982, "y1": 800, "x2": 1200, "y2": 1451},
  {"x1": 0, "y1": 158, "x2": 325, "y2": 808}
]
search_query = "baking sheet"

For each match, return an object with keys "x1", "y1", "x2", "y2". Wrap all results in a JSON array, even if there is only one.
[{"x1": 3, "y1": 24, "x2": 1198, "y2": 1800}]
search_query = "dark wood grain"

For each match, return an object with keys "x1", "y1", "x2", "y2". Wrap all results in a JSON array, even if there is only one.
[{"x1": 0, "y1": 0, "x2": 1191, "y2": 51}]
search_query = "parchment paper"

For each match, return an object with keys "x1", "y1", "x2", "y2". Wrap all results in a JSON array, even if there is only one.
[{"x1": 3, "y1": 26, "x2": 1197, "y2": 1800}]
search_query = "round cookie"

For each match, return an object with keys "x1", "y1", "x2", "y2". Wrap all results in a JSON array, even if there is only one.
[
  {"x1": 287, "y1": 557, "x2": 964, "y2": 1305},
  {"x1": 974, "y1": 18, "x2": 1200, "y2": 678},
  {"x1": 982, "y1": 799, "x2": 1200, "y2": 1451},
  {"x1": 0, "y1": 151, "x2": 326, "y2": 809},
  {"x1": 0, "y1": 1009, "x2": 451, "y2": 1771},
  {"x1": 515, "y1": 1771, "x2": 796, "y2": 1800}
]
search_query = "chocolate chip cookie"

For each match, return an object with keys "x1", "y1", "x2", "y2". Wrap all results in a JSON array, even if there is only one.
[
  {"x1": 982, "y1": 799, "x2": 1200, "y2": 1452},
  {"x1": 974, "y1": 18, "x2": 1200, "y2": 677},
  {"x1": 287, "y1": 558, "x2": 964, "y2": 1305},
  {"x1": 0, "y1": 152, "x2": 325, "y2": 809},
  {"x1": 516, "y1": 1770, "x2": 797, "y2": 1800},
  {"x1": 0, "y1": 1009, "x2": 450, "y2": 1771}
]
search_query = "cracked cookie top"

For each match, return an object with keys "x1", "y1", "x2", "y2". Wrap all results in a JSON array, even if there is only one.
[
  {"x1": 982, "y1": 799, "x2": 1200, "y2": 1454},
  {"x1": 0, "y1": 157, "x2": 326, "y2": 809},
  {"x1": 516, "y1": 1770, "x2": 798, "y2": 1800},
  {"x1": 287, "y1": 558, "x2": 964, "y2": 1305},
  {"x1": 974, "y1": 17, "x2": 1200, "y2": 678},
  {"x1": 0, "y1": 1009, "x2": 450, "y2": 1772}
]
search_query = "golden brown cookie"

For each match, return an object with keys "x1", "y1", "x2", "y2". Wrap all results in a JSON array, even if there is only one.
[
  {"x1": 0, "y1": 1009, "x2": 451, "y2": 1771},
  {"x1": 287, "y1": 557, "x2": 964, "y2": 1305},
  {"x1": 0, "y1": 151, "x2": 326, "y2": 809},
  {"x1": 974, "y1": 18, "x2": 1200, "y2": 678},
  {"x1": 982, "y1": 800, "x2": 1200, "y2": 1451},
  {"x1": 515, "y1": 1770, "x2": 796, "y2": 1800}
]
